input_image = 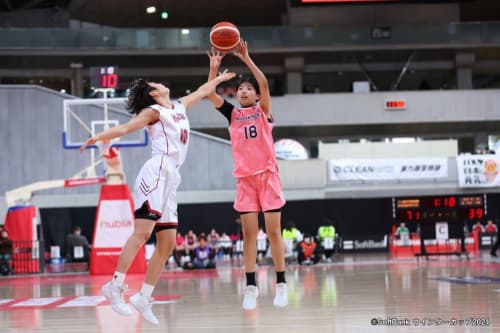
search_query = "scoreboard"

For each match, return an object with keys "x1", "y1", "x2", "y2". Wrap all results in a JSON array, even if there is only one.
[
  {"x1": 89, "y1": 66, "x2": 119, "y2": 89},
  {"x1": 394, "y1": 195, "x2": 486, "y2": 223}
]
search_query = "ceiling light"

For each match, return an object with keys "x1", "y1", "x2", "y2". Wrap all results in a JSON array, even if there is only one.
[
  {"x1": 161, "y1": 11, "x2": 168, "y2": 20},
  {"x1": 181, "y1": 29, "x2": 190, "y2": 35},
  {"x1": 146, "y1": 6, "x2": 156, "y2": 14}
]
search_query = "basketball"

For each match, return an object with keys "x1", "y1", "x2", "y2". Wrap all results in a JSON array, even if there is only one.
[{"x1": 210, "y1": 21, "x2": 240, "y2": 51}]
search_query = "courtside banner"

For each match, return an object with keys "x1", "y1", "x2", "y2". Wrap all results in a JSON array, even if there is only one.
[
  {"x1": 328, "y1": 158, "x2": 448, "y2": 181},
  {"x1": 90, "y1": 184, "x2": 146, "y2": 275},
  {"x1": 456, "y1": 154, "x2": 500, "y2": 188}
]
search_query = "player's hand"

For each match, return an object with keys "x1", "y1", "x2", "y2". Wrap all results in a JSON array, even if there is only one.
[
  {"x1": 233, "y1": 39, "x2": 249, "y2": 61},
  {"x1": 217, "y1": 69, "x2": 236, "y2": 82},
  {"x1": 207, "y1": 48, "x2": 225, "y2": 70},
  {"x1": 79, "y1": 136, "x2": 98, "y2": 153}
]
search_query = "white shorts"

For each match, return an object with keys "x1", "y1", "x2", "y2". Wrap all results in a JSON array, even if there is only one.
[{"x1": 134, "y1": 155, "x2": 181, "y2": 227}]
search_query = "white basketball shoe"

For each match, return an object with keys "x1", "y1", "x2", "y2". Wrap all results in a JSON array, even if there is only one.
[
  {"x1": 242, "y1": 285, "x2": 259, "y2": 310},
  {"x1": 130, "y1": 292, "x2": 159, "y2": 325},
  {"x1": 273, "y1": 283, "x2": 288, "y2": 308},
  {"x1": 101, "y1": 281, "x2": 133, "y2": 316}
]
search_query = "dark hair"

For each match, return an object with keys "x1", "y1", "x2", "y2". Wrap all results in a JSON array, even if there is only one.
[
  {"x1": 73, "y1": 226, "x2": 82, "y2": 233},
  {"x1": 237, "y1": 76, "x2": 260, "y2": 95},
  {"x1": 126, "y1": 79, "x2": 156, "y2": 115},
  {"x1": 199, "y1": 235, "x2": 207, "y2": 242}
]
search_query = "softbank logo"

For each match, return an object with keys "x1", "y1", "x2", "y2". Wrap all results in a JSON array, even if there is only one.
[{"x1": 99, "y1": 220, "x2": 133, "y2": 228}]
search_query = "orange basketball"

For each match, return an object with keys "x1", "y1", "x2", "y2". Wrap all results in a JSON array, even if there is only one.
[{"x1": 210, "y1": 22, "x2": 240, "y2": 51}]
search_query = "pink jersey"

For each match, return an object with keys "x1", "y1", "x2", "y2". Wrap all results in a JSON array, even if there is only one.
[{"x1": 217, "y1": 100, "x2": 278, "y2": 178}]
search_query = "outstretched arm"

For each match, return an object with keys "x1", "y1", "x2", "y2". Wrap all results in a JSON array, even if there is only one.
[
  {"x1": 79, "y1": 108, "x2": 158, "y2": 152},
  {"x1": 179, "y1": 69, "x2": 235, "y2": 109},
  {"x1": 206, "y1": 48, "x2": 226, "y2": 108},
  {"x1": 233, "y1": 39, "x2": 271, "y2": 118}
]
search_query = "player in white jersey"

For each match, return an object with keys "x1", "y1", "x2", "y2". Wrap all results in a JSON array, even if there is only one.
[{"x1": 80, "y1": 70, "x2": 235, "y2": 324}]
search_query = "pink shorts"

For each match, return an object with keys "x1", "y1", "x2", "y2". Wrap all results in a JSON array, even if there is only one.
[{"x1": 234, "y1": 171, "x2": 286, "y2": 212}]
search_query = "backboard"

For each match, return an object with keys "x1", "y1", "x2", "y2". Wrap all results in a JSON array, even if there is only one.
[{"x1": 62, "y1": 95, "x2": 148, "y2": 150}]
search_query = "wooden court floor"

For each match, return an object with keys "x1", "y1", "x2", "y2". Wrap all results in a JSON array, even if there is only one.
[{"x1": 0, "y1": 253, "x2": 499, "y2": 333}]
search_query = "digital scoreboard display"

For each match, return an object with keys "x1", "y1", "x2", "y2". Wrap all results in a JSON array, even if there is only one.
[
  {"x1": 89, "y1": 66, "x2": 119, "y2": 89},
  {"x1": 394, "y1": 195, "x2": 486, "y2": 223}
]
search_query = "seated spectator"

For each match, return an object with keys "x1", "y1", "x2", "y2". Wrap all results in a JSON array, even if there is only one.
[
  {"x1": 485, "y1": 220, "x2": 498, "y2": 234},
  {"x1": 472, "y1": 221, "x2": 484, "y2": 236},
  {"x1": 183, "y1": 236, "x2": 216, "y2": 269},
  {"x1": 172, "y1": 232, "x2": 185, "y2": 268},
  {"x1": 256, "y1": 228, "x2": 268, "y2": 261},
  {"x1": 65, "y1": 226, "x2": 90, "y2": 262},
  {"x1": 297, "y1": 234, "x2": 320, "y2": 265},
  {"x1": 184, "y1": 230, "x2": 197, "y2": 259},
  {"x1": 395, "y1": 222, "x2": 410, "y2": 245},
  {"x1": 396, "y1": 222, "x2": 409, "y2": 236},
  {"x1": 229, "y1": 217, "x2": 243, "y2": 257},
  {"x1": 207, "y1": 228, "x2": 220, "y2": 253},
  {"x1": 282, "y1": 221, "x2": 302, "y2": 258},
  {"x1": 0, "y1": 229, "x2": 13, "y2": 275},
  {"x1": 218, "y1": 232, "x2": 233, "y2": 259},
  {"x1": 318, "y1": 218, "x2": 336, "y2": 261}
]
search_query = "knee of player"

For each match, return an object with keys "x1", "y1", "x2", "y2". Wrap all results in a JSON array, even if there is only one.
[
  {"x1": 266, "y1": 229, "x2": 282, "y2": 242},
  {"x1": 132, "y1": 231, "x2": 152, "y2": 244}
]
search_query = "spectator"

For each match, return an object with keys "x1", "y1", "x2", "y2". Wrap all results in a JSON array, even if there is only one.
[
  {"x1": 318, "y1": 218, "x2": 336, "y2": 261},
  {"x1": 395, "y1": 222, "x2": 410, "y2": 245},
  {"x1": 207, "y1": 228, "x2": 220, "y2": 252},
  {"x1": 0, "y1": 229, "x2": 13, "y2": 275},
  {"x1": 297, "y1": 234, "x2": 320, "y2": 265},
  {"x1": 184, "y1": 230, "x2": 197, "y2": 258},
  {"x1": 230, "y1": 222, "x2": 243, "y2": 259},
  {"x1": 65, "y1": 226, "x2": 90, "y2": 262},
  {"x1": 282, "y1": 221, "x2": 301, "y2": 259},
  {"x1": 485, "y1": 220, "x2": 498, "y2": 234},
  {"x1": 219, "y1": 232, "x2": 233, "y2": 259},
  {"x1": 396, "y1": 222, "x2": 409, "y2": 236},
  {"x1": 490, "y1": 219, "x2": 500, "y2": 257},
  {"x1": 472, "y1": 221, "x2": 484, "y2": 236},
  {"x1": 234, "y1": 217, "x2": 243, "y2": 240},
  {"x1": 183, "y1": 236, "x2": 216, "y2": 269},
  {"x1": 172, "y1": 232, "x2": 185, "y2": 268},
  {"x1": 256, "y1": 228, "x2": 268, "y2": 262}
]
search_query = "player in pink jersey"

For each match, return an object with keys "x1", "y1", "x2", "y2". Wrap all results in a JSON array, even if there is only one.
[
  {"x1": 80, "y1": 70, "x2": 235, "y2": 324},
  {"x1": 207, "y1": 40, "x2": 288, "y2": 310}
]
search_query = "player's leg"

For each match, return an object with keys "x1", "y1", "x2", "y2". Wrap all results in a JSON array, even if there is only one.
[
  {"x1": 240, "y1": 212, "x2": 260, "y2": 310},
  {"x1": 241, "y1": 213, "x2": 259, "y2": 274},
  {"x1": 130, "y1": 227, "x2": 176, "y2": 325},
  {"x1": 264, "y1": 211, "x2": 288, "y2": 307},
  {"x1": 234, "y1": 176, "x2": 261, "y2": 309},
  {"x1": 260, "y1": 171, "x2": 287, "y2": 308},
  {"x1": 102, "y1": 217, "x2": 156, "y2": 316}
]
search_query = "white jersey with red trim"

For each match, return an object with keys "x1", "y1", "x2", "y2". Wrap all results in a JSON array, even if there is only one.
[
  {"x1": 132, "y1": 101, "x2": 190, "y2": 223},
  {"x1": 148, "y1": 101, "x2": 190, "y2": 166}
]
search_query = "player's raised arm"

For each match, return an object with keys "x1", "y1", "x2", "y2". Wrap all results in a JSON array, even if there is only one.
[
  {"x1": 79, "y1": 108, "x2": 158, "y2": 152},
  {"x1": 233, "y1": 39, "x2": 271, "y2": 118},
  {"x1": 179, "y1": 69, "x2": 235, "y2": 110},
  {"x1": 206, "y1": 48, "x2": 226, "y2": 108}
]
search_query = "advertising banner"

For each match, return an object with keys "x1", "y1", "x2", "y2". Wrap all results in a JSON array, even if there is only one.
[
  {"x1": 89, "y1": 185, "x2": 146, "y2": 275},
  {"x1": 328, "y1": 157, "x2": 448, "y2": 181},
  {"x1": 456, "y1": 154, "x2": 500, "y2": 188}
]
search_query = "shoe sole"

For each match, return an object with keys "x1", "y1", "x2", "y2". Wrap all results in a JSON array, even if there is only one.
[{"x1": 273, "y1": 301, "x2": 288, "y2": 308}]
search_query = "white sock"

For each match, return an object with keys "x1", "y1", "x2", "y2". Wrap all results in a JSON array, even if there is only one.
[
  {"x1": 112, "y1": 271, "x2": 126, "y2": 287},
  {"x1": 141, "y1": 283, "x2": 155, "y2": 297}
]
